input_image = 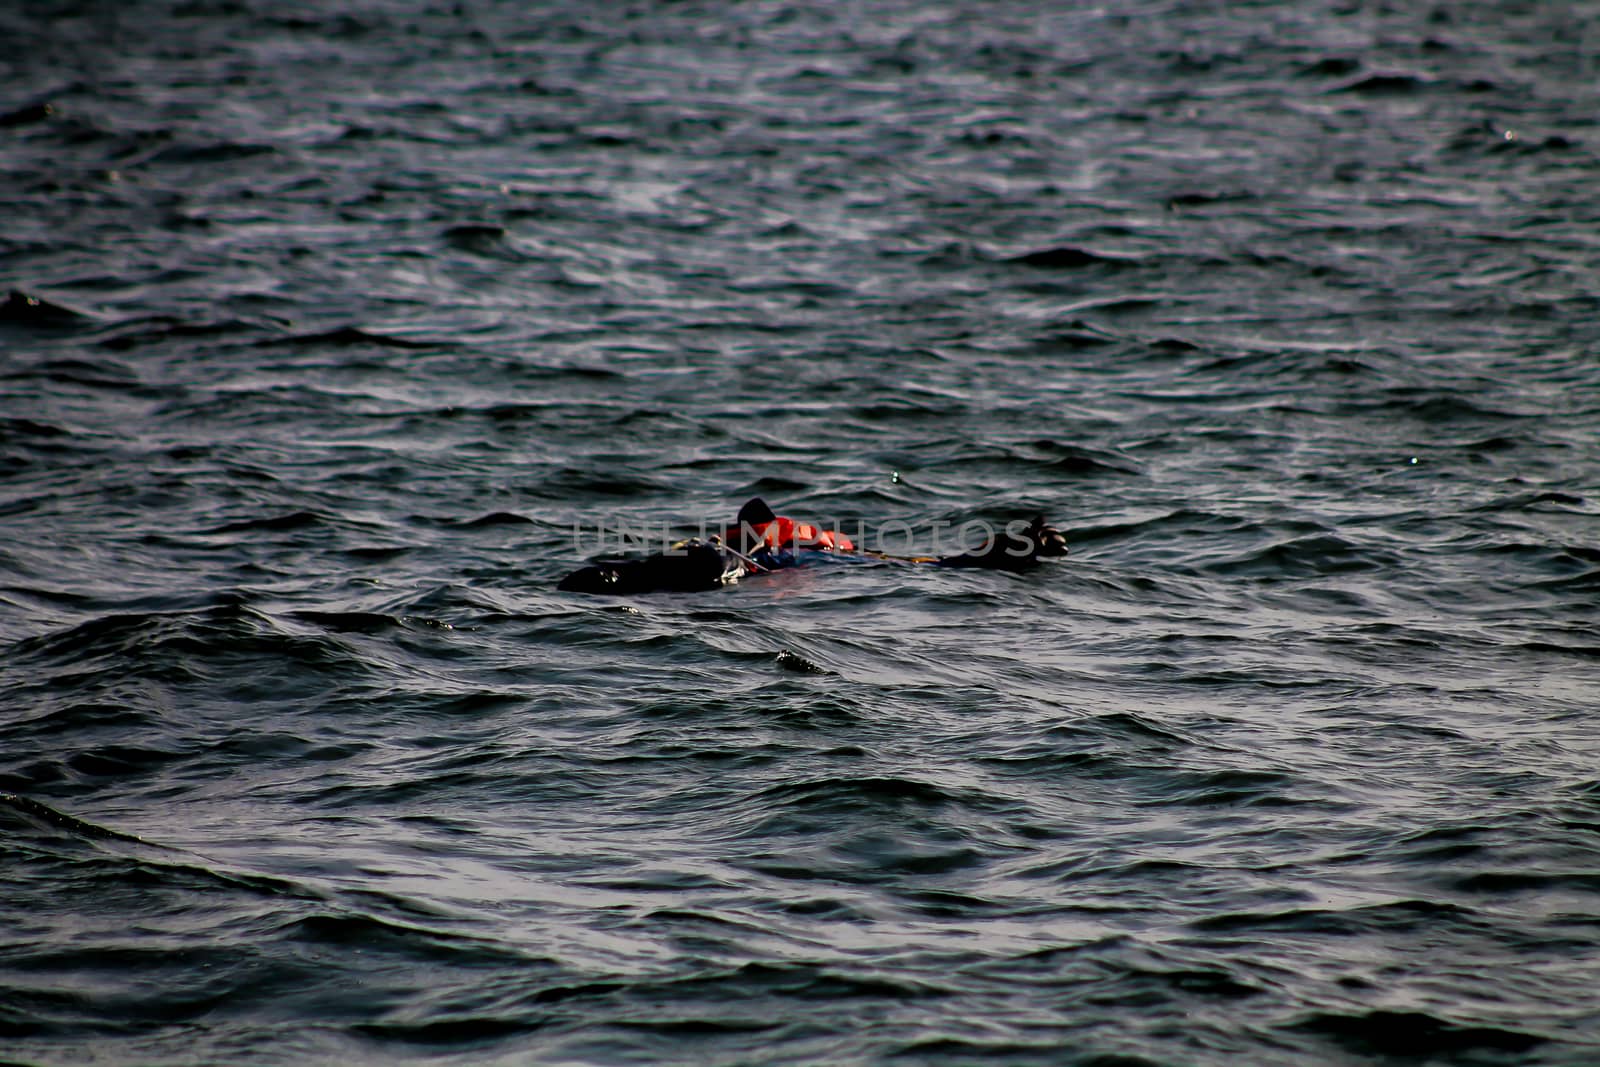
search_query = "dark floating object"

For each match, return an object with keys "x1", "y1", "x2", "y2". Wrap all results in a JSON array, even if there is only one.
[
  {"x1": 0, "y1": 289, "x2": 89, "y2": 326},
  {"x1": 0, "y1": 101, "x2": 53, "y2": 127},
  {"x1": 937, "y1": 515, "x2": 1070, "y2": 572},
  {"x1": 1300, "y1": 56, "x2": 1361, "y2": 78},
  {"x1": 289, "y1": 609, "x2": 404, "y2": 635},
  {"x1": 1006, "y1": 246, "x2": 1139, "y2": 270},
  {"x1": 444, "y1": 223, "x2": 508, "y2": 244},
  {"x1": 1165, "y1": 190, "x2": 1252, "y2": 209},
  {"x1": 442, "y1": 223, "x2": 530, "y2": 262},
  {"x1": 260, "y1": 325, "x2": 438, "y2": 349},
  {"x1": 1330, "y1": 72, "x2": 1429, "y2": 95},
  {"x1": 1289, "y1": 1008, "x2": 1546, "y2": 1057},
  {"x1": 558, "y1": 542, "x2": 740, "y2": 594},
  {"x1": 557, "y1": 498, "x2": 1070, "y2": 595}
]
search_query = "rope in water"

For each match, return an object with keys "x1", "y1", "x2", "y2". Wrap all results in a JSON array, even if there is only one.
[{"x1": 709, "y1": 536, "x2": 771, "y2": 574}]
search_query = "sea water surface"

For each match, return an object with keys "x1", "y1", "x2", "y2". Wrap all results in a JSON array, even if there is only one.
[{"x1": 3, "y1": 1, "x2": 1600, "y2": 1064}]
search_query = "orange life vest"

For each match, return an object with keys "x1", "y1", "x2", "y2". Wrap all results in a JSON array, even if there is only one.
[{"x1": 723, "y1": 516, "x2": 854, "y2": 552}]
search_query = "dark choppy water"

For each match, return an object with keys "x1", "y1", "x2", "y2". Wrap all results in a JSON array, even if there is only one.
[{"x1": 4, "y1": 1, "x2": 1600, "y2": 1063}]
